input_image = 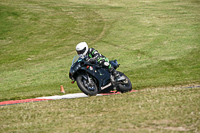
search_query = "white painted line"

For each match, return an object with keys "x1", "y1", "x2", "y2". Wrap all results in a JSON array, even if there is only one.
[{"x1": 36, "y1": 93, "x2": 103, "y2": 100}]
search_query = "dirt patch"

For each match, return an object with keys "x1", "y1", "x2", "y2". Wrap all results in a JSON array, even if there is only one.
[{"x1": 164, "y1": 126, "x2": 189, "y2": 131}]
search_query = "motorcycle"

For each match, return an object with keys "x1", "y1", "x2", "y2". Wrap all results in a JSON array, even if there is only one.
[{"x1": 69, "y1": 55, "x2": 132, "y2": 96}]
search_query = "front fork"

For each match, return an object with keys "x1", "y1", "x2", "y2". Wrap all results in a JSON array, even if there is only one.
[{"x1": 82, "y1": 75, "x2": 96, "y2": 91}]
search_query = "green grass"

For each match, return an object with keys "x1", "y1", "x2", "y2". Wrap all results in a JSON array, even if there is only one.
[
  {"x1": 1, "y1": 86, "x2": 199, "y2": 132},
  {"x1": 0, "y1": 0, "x2": 199, "y2": 101}
]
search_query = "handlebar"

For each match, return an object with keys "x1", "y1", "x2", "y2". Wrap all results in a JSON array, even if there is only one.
[
  {"x1": 79, "y1": 56, "x2": 102, "y2": 68},
  {"x1": 83, "y1": 60, "x2": 102, "y2": 68}
]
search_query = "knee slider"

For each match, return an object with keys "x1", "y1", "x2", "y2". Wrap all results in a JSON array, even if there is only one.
[{"x1": 104, "y1": 62, "x2": 109, "y2": 67}]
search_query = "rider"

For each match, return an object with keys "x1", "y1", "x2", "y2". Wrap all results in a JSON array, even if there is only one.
[{"x1": 76, "y1": 42, "x2": 122, "y2": 82}]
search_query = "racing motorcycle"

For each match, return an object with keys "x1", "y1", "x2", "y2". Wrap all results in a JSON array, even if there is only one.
[{"x1": 69, "y1": 55, "x2": 132, "y2": 96}]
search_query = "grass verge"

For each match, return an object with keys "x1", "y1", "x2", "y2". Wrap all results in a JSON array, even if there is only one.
[
  {"x1": 0, "y1": 86, "x2": 199, "y2": 132},
  {"x1": 0, "y1": 0, "x2": 199, "y2": 100}
]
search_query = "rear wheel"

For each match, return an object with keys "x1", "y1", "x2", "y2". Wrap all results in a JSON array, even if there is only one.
[
  {"x1": 117, "y1": 73, "x2": 132, "y2": 93},
  {"x1": 76, "y1": 75, "x2": 98, "y2": 96}
]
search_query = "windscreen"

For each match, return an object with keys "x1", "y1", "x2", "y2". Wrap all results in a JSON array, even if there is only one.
[{"x1": 72, "y1": 55, "x2": 80, "y2": 65}]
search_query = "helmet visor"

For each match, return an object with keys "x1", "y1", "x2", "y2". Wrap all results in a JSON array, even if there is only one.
[{"x1": 77, "y1": 47, "x2": 86, "y2": 55}]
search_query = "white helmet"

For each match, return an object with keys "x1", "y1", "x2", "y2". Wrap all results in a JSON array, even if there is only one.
[{"x1": 76, "y1": 42, "x2": 88, "y2": 56}]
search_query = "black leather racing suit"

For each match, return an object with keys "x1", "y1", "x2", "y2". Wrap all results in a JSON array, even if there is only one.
[{"x1": 86, "y1": 48, "x2": 118, "y2": 77}]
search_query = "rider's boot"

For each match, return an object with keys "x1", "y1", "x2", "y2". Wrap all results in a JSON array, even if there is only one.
[
  {"x1": 112, "y1": 69, "x2": 119, "y2": 80},
  {"x1": 109, "y1": 67, "x2": 125, "y2": 90},
  {"x1": 112, "y1": 69, "x2": 126, "y2": 81},
  {"x1": 111, "y1": 68, "x2": 125, "y2": 82}
]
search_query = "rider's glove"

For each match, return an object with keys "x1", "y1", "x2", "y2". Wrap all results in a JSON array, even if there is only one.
[
  {"x1": 98, "y1": 59, "x2": 105, "y2": 65},
  {"x1": 88, "y1": 58, "x2": 96, "y2": 64}
]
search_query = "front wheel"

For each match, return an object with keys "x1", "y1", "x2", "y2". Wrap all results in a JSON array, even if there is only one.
[
  {"x1": 117, "y1": 73, "x2": 132, "y2": 93},
  {"x1": 76, "y1": 75, "x2": 98, "y2": 96}
]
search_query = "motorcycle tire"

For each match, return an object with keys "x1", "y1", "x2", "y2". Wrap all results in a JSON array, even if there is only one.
[
  {"x1": 117, "y1": 72, "x2": 132, "y2": 93},
  {"x1": 76, "y1": 75, "x2": 98, "y2": 96}
]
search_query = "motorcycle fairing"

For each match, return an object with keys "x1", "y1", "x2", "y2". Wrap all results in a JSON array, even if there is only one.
[{"x1": 79, "y1": 66, "x2": 111, "y2": 91}]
